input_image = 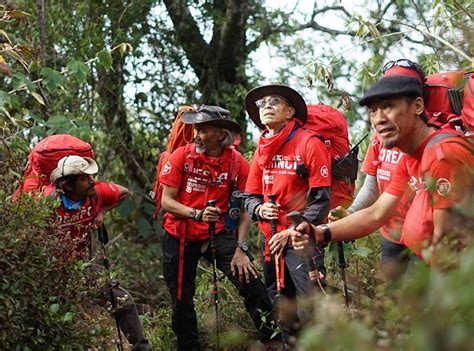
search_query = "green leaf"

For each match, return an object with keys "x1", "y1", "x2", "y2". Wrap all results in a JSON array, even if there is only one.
[
  {"x1": 11, "y1": 72, "x2": 29, "y2": 91},
  {"x1": 0, "y1": 91, "x2": 11, "y2": 109},
  {"x1": 117, "y1": 198, "x2": 135, "y2": 218},
  {"x1": 41, "y1": 68, "x2": 65, "y2": 92},
  {"x1": 352, "y1": 246, "x2": 371, "y2": 258},
  {"x1": 31, "y1": 92, "x2": 45, "y2": 105},
  {"x1": 97, "y1": 50, "x2": 113, "y2": 70},
  {"x1": 62, "y1": 311, "x2": 74, "y2": 322},
  {"x1": 137, "y1": 217, "x2": 153, "y2": 236},
  {"x1": 67, "y1": 59, "x2": 90, "y2": 84},
  {"x1": 49, "y1": 303, "x2": 59, "y2": 315}
]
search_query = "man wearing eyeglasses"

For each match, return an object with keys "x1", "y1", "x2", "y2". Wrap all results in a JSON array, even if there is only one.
[
  {"x1": 244, "y1": 85, "x2": 331, "y2": 345},
  {"x1": 160, "y1": 105, "x2": 274, "y2": 350},
  {"x1": 291, "y1": 62, "x2": 474, "y2": 267}
]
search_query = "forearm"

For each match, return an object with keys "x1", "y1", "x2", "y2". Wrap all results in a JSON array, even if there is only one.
[
  {"x1": 327, "y1": 193, "x2": 398, "y2": 241},
  {"x1": 347, "y1": 174, "x2": 379, "y2": 214},
  {"x1": 162, "y1": 197, "x2": 194, "y2": 219},
  {"x1": 236, "y1": 210, "x2": 251, "y2": 242},
  {"x1": 303, "y1": 187, "x2": 331, "y2": 225}
]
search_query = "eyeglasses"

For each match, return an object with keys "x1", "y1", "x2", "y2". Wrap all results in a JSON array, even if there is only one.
[
  {"x1": 255, "y1": 96, "x2": 291, "y2": 109},
  {"x1": 382, "y1": 59, "x2": 424, "y2": 79}
]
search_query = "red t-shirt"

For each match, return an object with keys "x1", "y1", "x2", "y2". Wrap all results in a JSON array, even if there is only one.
[
  {"x1": 160, "y1": 145, "x2": 250, "y2": 241},
  {"x1": 245, "y1": 128, "x2": 331, "y2": 239},
  {"x1": 361, "y1": 134, "x2": 413, "y2": 242},
  {"x1": 386, "y1": 130, "x2": 474, "y2": 256},
  {"x1": 52, "y1": 181, "x2": 121, "y2": 256}
]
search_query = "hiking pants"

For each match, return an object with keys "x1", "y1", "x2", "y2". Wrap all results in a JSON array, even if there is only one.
[
  {"x1": 162, "y1": 230, "x2": 274, "y2": 351},
  {"x1": 89, "y1": 264, "x2": 151, "y2": 351},
  {"x1": 261, "y1": 236, "x2": 322, "y2": 344},
  {"x1": 380, "y1": 237, "x2": 421, "y2": 281}
]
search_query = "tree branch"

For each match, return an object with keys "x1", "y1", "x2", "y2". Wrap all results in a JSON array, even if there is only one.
[{"x1": 163, "y1": 0, "x2": 209, "y2": 78}]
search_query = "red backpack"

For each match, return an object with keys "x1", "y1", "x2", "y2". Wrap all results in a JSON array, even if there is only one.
[
  {"x1": 12, "y1": 134, "x2": 94, "y2": 201},
  {"x1": 461, "y1": 74, "x2": 474, "y2": 134},
  {"x1": 424, "y1": 70, "x2": 466, "y2": 128},
  {"x1": 302, "y1": 104, "x2": 355, "y2": 208}
]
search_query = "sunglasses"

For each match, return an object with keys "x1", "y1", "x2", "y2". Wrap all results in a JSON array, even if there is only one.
[
  {"x1": 382, "y1": 59, "x2": 424, "y2": 79},
  {"x1": 255, "y1": 96, "x2": 291, "y2": 109}
]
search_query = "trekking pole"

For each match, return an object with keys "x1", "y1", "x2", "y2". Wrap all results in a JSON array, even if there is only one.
[
  {"x1": 207, "y1": 199, "x2": 220, "y2": 351},
  {"x1": 337, "y1": 241, "x2": 350, "y2": 307},
  {"x1": 98, "y1": 225, "x2": 124, "y2": 351},
  {"x1": 287, "y1": 211, "x2": 327, "y2": 293},
  {"x1": 267, "y1": 195, "x2": 285, "y2": 343}
]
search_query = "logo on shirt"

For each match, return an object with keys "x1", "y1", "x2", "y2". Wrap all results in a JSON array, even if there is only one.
[
  {"x1": 435, "y1": 178, "x2": 451, "y2": 196},
  {"x1": 379, "y1": 148, "x2": 403, "y2": 165},
  {"x1": 320, "y1": 165, "x2": 329, "y2": 178},
  {"x1": 162, "y1": 161, "x2": 172, "y2": 175}
]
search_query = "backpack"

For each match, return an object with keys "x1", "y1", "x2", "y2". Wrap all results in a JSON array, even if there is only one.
[
  {"x1": 302, "y1": 104, "x2": 355, "y2": 208},
  {"x1": 424, "y1": 70, "x2": 468, "y2": 128},
  {"x1": 401, "y1": 131, "x2": 474, "y2": 258},
  {"x1": 151, "y1": 106, "x2": 195, "y2": 218},
  {"x1": 461, "y1": 74, "x2": 474, "y2": 134},
  {"x1": 12, "y1": 134, "x2": 94, "y2": 201}
]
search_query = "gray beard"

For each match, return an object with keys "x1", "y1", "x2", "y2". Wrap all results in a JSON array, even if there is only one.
[{"x1": 195, "y1": 144, "x2": 206, "y2": 154}]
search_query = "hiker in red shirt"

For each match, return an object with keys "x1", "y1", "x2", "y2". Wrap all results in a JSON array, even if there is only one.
[
  {"x1": 244, "y1": 85, "x2": 331, "y2": 344},
  {"x1": 291, "y1": 60, "x2": 474, "y2": 266},
  {"x1": 160, "y1": 106, "x2": 274, "y2": 350},
  {"x1": 47, "y1": 155, "x2": 150, "y2": 351}
]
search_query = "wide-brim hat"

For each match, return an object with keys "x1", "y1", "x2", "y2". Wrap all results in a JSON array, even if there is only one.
[
  {"x1": 181, "y1": 105, "x2": 242, "y2": 134},
  {"x1": 359, "y1": 75, "x2": 423, "y2": 106},
  {"x1": 245, "y1": 84, "x2": 307, "y2": 129},
  {"x1": 50, "y1": 155, "x2": 99, "y2": 183}
]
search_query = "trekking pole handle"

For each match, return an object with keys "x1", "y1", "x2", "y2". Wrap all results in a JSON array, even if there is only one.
[
  {"x1": 207, "y1": 199, "x2": 217, "y2": 238},
  {"x1": 268, "y1": 195, "x2": 277, "y2": 236},
  {"x1": 337, "y1": 241, "x2": 347, "y2": 269},
  {"x1": 288, "y1": 211, "x2": 318, "y2": 273}
]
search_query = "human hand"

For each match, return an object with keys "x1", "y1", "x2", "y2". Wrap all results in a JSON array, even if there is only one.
[
  {"x1": 290, "y1": 222, "x2": 322, "y2": 251},
  {"x1": 201, "y1": 206, "x2": 221, "y2": 223},
  {"x1": 328, "y1": 206, "x2": 349, "y2": 222},
  {"x1": 231, "y1": 249, "x2": 257, "y2": 283},
  {"x1": 257, "y1": 202, "x2": 280, "y2": 220},
  {"x1": 269, "y1": 229, "x2": 290, "y2": 256},
  {"x1": 94, "y1": 211, "x2": 104, "y2": 228}
]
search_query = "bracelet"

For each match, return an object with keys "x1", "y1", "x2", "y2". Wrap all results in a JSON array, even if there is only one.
[{"x1": 317, "y1": 224, "x2": 332, "y2": 246}]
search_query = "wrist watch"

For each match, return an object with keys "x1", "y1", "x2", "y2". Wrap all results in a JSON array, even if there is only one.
[
  {"x1": 189, "y1": 208, "x2": 197, "y2": 220},
  {"x1": 317, "y1": 224, "x2": 332, "y2": 246},
  {"x1": 238, "y1": 241, "x2": 249, "y2": 253}
]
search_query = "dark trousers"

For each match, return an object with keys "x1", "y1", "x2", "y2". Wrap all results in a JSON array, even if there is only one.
[
  {"x1": 163, "y1": 231, "x2": 274, "y2": 350},
  {"x1": 261, "y1": 237, "x2": 320, "y2": 343},
  {"x1": 380, "y1": 237, "x2": 421, "y2": 281},
  {"x1": 89, "y1": 264, "x2": 150, "y2": 351}
]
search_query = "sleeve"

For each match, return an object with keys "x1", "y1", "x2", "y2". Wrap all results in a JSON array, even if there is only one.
[
  {"x1": 385, "y1": 155, "x2": 410, "y2": 196},
  {"x1": 425, "y1": 142, "x2": 474, "y2": 209},
  {"x1": 244, "y1": 149, "x2": 263, "y2": 194},
  {"x1": 306, "y1": 136, "x2": 332, "y2": 188},
  {"x1": 303, "y1": 187, "x2": 331, "y2": 225},
  {"x1": 159, "y1": 147, "x2": 185, "y2": 188},
  {"x1": 361, "y1": 134, "x2": 380, "y2": 176},
  {"x1": 347, "y1": 174, "x2": 379, "y2": 213},
  {"x1": 236, "y1": 155, "x2": 250, "y2": 192},
  {"x1": 95, "y1": 182, "x2": 120, "y2": 208}
]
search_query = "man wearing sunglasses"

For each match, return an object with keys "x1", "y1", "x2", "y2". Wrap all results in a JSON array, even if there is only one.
[
  {"x1": 160, "y1": 105, "x2": 274, "y2": 350},
  {"x1": 244, "y1": 85, "x2": 331, "y2": 345},
  {"x1": 291, "y1": 62, "x2": 474, "y2": 267}
]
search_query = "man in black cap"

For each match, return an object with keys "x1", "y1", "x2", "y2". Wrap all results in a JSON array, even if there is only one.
[
  {"x1": 160, "y1": 105, "x2": 274, "y2": 350},
  {"x1": 291, "y1": 62, "x2": 474, "y2": 267},
  {"x1": 243, "y1": 85, "x2": 332, "y2": 344}
]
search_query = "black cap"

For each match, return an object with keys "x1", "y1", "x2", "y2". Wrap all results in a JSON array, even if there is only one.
[
  {"x1": 181, "y1": 105, "x2": 242, "y2": 133},
  {"x1": 245, "y1": 84, "x2": 307, "y2": 129},
  {"x1": 359, "y1": 75, "x2": 423, "y2": 106}
]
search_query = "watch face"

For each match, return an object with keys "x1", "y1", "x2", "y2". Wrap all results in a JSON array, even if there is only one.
[{"x1": 239, "y1": 242, "x2": 249, "y2": 251}]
